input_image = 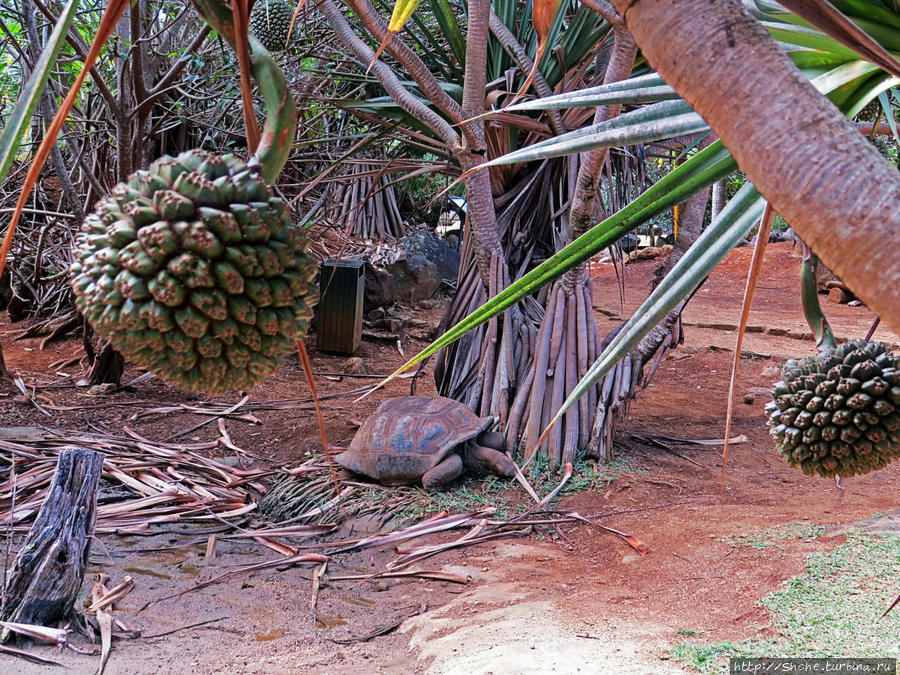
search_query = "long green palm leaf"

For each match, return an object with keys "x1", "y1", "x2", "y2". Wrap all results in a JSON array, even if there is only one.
[
  {"x1": 544, "y1": 183, "x2": 766, "y2": 437},
  {"x1": 473, "y1": 100, "x2": 705, "y2": 169},
  {"x1": 0, "y1": 0, "x2": 79, "y2": 186},
  {"x1": 497, "y1": 73, "x2": 675, "y2": 112}
]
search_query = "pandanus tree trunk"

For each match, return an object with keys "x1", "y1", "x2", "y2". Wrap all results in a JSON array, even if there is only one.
[
  {"x1": 611, "y1": 0, "x2": 900, "y2": 334},
  {"x1": 513, "y1": 3, "x2": 638, "y2": 464}
]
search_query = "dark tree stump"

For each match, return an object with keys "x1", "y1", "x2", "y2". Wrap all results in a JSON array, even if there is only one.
[
  {"x1": 0, "y1": 341, "x2": 8, "y2": 380},
  {"x1": 1, "y1": 448, "x2": 104, "y2": 640},
  {"x1": 87, "y1": 341, "x2": 124, "y2": 386}
]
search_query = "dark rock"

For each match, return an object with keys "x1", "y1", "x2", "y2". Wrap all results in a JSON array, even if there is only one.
[
  {"x1": 362, "y1": 329, "x2": 401, "y2": 342},
  {"x1": 343, "y1": 357, "x2": 372, "y2": 375},
  {"x1": 386, "y1": 255, "x2": 442, "y2": 302},
  {"x1": 769, "y1": 227, "x2": 795, "y2": 243},
  {"x1": 376, "y1": 318, "x2": 403, "y2": 333},
  {"x1": 750, "y1": 227, "x2": 796, "y2": 247},
  {"x1": 363, "y1": 263, "x2": 397, "y2": 312},
  {"x1": 402, "y1": 230, "x2": 460, "y2": 282},
  {"x1": 406, "y1": 318, "x2": 438, "y2": 341}
]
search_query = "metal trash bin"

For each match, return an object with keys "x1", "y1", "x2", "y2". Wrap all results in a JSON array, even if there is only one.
[{"x1": 316, "y1": 258, "x2": 365, "y2": 354}]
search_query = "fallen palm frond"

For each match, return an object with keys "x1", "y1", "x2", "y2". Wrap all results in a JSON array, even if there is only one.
[
  {"x1": 327, "y1": 568, "x2": 470, "y2": 584},
  {"x1": 0, "y1": 642, "x2": 66, "y2": 667},
  {"x1": 0, "y1": 620, "x2": 68, "y2": 645},
  {"x1": 327, "y1": 604, "x2": 426, "y2": 645},
  {"x1": 0, "y1": 427, "x2": 269, "y2": 531},
  {"x1": 89, "y1": 575, "x2": 116, "y2": 675}
]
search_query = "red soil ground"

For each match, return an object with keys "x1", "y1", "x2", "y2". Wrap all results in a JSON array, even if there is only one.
[{"x1": 0, "y1": 241, "x2": 896, "y2": 673}]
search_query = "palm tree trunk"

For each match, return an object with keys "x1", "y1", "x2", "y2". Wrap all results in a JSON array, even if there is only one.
[
  {"x1": 458, "y1": 0, "x2": 505, "y2": 279},
  {"x1": 611, "y1": 0, "x2": 900, "y2": 334},
  {"x1": 711, "y1": 179, "x2": 726, "y2": 222},
  {"x1": 512, "y1": 5, "x2": 638, "y2": 464},
  {"x1": 434, "y1": 0, "x2": 533, "y2": 425}
]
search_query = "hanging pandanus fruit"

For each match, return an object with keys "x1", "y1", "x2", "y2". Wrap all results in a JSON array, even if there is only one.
[
  {"x1": 764, "y1": 253, "x2": 900, "y2": 477},
  {"x1": 765, "y1": 339, "x2": 900, "y2": 477},
  {"x1": 69, "y1": 0, "x2": 318, "y2": 392},
  {"x1": 250, "y1": 0, "x2": 295, "y2": 51}
]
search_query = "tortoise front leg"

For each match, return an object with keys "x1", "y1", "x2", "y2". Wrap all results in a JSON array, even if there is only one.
[{"x1": 422, "y1": 454, "x2": 464, "y2": 490}]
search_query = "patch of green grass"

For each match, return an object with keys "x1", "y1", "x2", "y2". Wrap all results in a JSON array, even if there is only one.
[
  {"x1": 676, "y1": 629, "x2": 700, "y2": 637},
  {"x1": 719, "y1": 522, "x2": 827, "y2": 549},
  {"x1": 388, "y1": 456, "x2": 631, "y2": 523},
  {"x1": 760, "y1": 532, "x2": 900, "y2": 657},
  {"x1": 672, "y1": 531, "x2": 900, "y2": 672},
  {"x1": 669, "y1": 638, "x2": 777, "y2": 674},
  {"x1": 522, "y1": 455, "x2": 629, "y2": 495}
]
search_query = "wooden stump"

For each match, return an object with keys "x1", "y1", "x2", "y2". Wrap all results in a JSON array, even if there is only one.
[
  {"x1": 1, "y1": 448, "x2": 104, "y2": 640},
  {"x1": 87, "y1": 341, "x2": 124, "y2": 386},
  {"x1": 0, "y1": 341, "x2": 8, "y2": 380},
  {"x1": 828, "y1": 286, "x2": 853, "y2": 304}
]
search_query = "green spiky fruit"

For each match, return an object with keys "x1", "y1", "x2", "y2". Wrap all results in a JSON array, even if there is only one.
[
  {"x1": 70, "y1": 150, "x2": 318, "y2": 393},
  {"x1": 765, "y1": 340, "x2": 900, "y2": 477},
  {"x1": 249, "y1": 0, "x2": 294, "y2": 52}
]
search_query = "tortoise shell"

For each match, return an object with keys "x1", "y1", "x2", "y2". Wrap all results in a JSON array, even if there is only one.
[{"x1": 336, "y1": 396, "x2": 495, "y2": 485}]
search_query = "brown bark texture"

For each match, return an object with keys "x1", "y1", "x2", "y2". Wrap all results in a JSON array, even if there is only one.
[
  {"x1": 1, "y1": 448, "x2": 104, "y2": 639},
  {"x1": 87, "y1": 340, "x2": 125, "y2": 386},
  {"x1": 613, "y1": 0, "x2": 900, "y2": 335}
]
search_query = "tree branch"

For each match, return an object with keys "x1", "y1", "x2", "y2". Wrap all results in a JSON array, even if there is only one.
[
  {"x1": 31, "y1": 0, "x2": 120, "y2": 116},
  {"x1": 147, "y1": 24, "x2": 212, "y2": 99},
  {"x1": 342, "y1": 0, "x2": 464, "y2": 125},
  {"x1": 566, "y1": 5, "x2": 637, "y2": 244},
  {"x1": 130, "y1": 0, "x2": 149, "y2": 103},
  {"x1": 488, "y1": 12, "x2": 565, "y2": 136},
  {"x1": 317, "y1": 0, "x2": 461, "y2": 153}
]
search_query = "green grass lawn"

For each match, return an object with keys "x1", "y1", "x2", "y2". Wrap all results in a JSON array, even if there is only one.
[{"x1": 671, "y1": 528, "x2": 900, "y2": 673}]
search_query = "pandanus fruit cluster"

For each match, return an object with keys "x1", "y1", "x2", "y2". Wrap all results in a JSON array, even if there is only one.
[
  {"x1": 70, "y1": 0, "x2": 317, "y2": 393},
  {"x1": 765, "y1": 340, "x2": 900, "y2": 477}
]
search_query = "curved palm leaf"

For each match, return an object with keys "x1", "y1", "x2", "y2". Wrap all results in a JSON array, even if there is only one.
[
  {"x1": 496, "y1": 72, "x2": 676, "y2": 112},
  {"x1": 544, "y1": 183, "x2": 766, "y2": 436},
  {"x1": 472, "y1": 100, "x2": 703, "y2": 169},
  {"x1": 0, "y1": 0, "x2": 79, "y2": 185}
]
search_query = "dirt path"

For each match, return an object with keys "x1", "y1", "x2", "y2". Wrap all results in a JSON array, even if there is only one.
[{"x1": 0, "y1": 242, "x2": 897, "y2": 673}]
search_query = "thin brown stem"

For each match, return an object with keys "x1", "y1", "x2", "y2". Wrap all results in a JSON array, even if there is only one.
[{"x1": 488, "y1": 12, "x2": 565, "y2": 136}]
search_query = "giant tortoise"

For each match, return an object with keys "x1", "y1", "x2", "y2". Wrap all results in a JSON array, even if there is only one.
[{"x1": 335, "y1": 396, "x2": 517, "y2": 490}]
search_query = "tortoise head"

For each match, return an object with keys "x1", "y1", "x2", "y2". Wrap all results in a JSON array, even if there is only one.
[{"x1": 475, "y1": 430, "x2": 506, "y2": 453}]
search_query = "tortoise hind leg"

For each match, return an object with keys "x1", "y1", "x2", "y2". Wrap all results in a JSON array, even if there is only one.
[
  {"x1": 467, "y1": 445, "x2": 517, "y2": 478},
  {"x1": 422, "y1": 454, "x2": 464, "y2": 491}
]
